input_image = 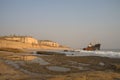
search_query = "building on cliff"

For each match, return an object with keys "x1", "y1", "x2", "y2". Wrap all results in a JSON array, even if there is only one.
[
  {"x1": 38, "y1": 40, "x2": 60, "y2": 47},
  {"x1": 0, "y1": 36, "x2": 70, "y2": 49},
  {"x1": 0, "y1": 36, "x2": 38, "y2": 44}
]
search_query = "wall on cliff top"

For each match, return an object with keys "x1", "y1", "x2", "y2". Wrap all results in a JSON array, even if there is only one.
[
  {"x1": 38, "y1": 40, "x2": 60, "y2": 47},
  {"x1": 0, "y1": 36, "x2": 70, "y2": 49},
  {"x1": 2, "y1": 36, "x2": 38, "y2": 44},
  {"x1": 0, "y1": 39, "x2": 40, "y2": 49}
]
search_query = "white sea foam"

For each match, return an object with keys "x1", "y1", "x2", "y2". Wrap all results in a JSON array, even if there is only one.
[
  {"x1": 65, "y1": 50, "x2": 120, "y2": 58},
  {"x1": 34, "y1": 49, "x2": 120, "y2": 58}
]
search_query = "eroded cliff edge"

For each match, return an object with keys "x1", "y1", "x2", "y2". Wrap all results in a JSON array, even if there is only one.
[{"x1": 0, "y1": 36, "x2": 70, "y2": 50}]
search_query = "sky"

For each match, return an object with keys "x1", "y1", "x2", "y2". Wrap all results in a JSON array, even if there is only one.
[{"x1": 0, "y1": 0, "x2": 120, "y2": 49}]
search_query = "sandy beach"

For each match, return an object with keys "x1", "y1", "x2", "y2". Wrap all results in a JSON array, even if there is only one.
[{"x1": 0, "y1": 50, "x2": 120, "y2": 80}]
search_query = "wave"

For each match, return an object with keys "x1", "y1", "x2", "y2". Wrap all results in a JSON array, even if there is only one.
[
  {"x1": 34, "y1": 49, "x2": 120, "y2": 58},
  {"x1": 65, "y1": 50, "x2": 120, "y2": 58}
]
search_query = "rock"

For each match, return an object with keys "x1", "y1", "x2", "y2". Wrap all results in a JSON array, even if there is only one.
[
  {"x1": 110, "y1": 64, "x2": 120, "y2": 72},
  {"x1": 99, "y1": 62, "x2": 105, "y2": 66}
]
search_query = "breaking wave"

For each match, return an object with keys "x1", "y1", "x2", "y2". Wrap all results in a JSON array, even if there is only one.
[{"x1": 65, "y1": 50, "x2": 120, "y2": 58}]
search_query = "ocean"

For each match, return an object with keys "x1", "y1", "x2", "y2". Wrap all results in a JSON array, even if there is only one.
[
  {"x1": 101, "y1": 49, "x2": 120, "y2": 52},
  {"x1": 62, "y1": 49, "x2": 120, "y2": 58},
  {"x1": 34, "y1": 49, "x2": 120, "y2": 58}
]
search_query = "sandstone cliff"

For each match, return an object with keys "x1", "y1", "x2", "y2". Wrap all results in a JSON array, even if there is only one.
[
  {"x1": 38, "y1": 40, "x2": 60, "y2": 47},
  {"x1": 0, "y1": 36, "x2": 70, "y2": 50},
  {"x1": 1, "y1": 36, "x2": 38, "y2": 44}
]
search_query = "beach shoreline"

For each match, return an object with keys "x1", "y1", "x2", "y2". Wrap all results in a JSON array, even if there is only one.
[{"x1": 0, "y1": 50, "x2": 120, "y2": 80}]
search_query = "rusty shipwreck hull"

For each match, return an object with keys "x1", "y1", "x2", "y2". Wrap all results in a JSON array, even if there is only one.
[{"x1": 83, "y1": 44, "x2": 101, "y2": 51}]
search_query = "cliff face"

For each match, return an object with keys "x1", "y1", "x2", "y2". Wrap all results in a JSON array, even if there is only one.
[
  {"x1": 0, "y1": 36, "x2": 39, "y2": 49},
  {"x1": 0, "y1": 36, "x2": 70, "y2": 50},
  {"x1": 0, "y1": 39, "x2": 39, "y2": 49},
  {"x1": 38, "y1": 40, "x2": 60, "y2": 47},
  {"x1": 3, "y1": 36, "x2": 38, "y2": 44}
]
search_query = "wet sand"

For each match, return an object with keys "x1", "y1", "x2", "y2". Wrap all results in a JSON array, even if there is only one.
[{"x1": 0, "y1": 51, "x2": 120, "y2": 80}]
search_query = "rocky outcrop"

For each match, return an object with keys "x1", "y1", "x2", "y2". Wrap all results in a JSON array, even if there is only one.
[
  {"x1": 38, "y1": 40, "x2": 60, "y2": 47},
  {"x1": 0, "y1": 39, "x2": 39, "y2": 49},
  {"x1": 0, "y1": 36, "x2": 70, "y2": 50},
  {"x1": 2, "y1": 36, "x2": 38, "y2": 44}
]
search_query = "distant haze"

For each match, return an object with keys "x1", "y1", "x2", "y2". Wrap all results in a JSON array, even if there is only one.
[{"x1": 0, "y1": 0, "x2": 120, "y2": 49}]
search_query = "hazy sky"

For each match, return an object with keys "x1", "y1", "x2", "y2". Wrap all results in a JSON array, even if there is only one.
[{"x1": 0, "y1": 0, "x2": 120, "y2": 49}]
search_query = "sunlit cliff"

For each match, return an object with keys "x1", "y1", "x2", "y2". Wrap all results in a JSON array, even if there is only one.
[{"x1": 0, "y1": 35, "x2": 69, "y2": 49}]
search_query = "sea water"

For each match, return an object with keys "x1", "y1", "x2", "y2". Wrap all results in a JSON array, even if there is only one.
[
  {"x1": 64, "y1": 49, "x2": 120, "y2": 58},
  {"x1": 34, "y1": 49, "x2": 120, "y2": 58}
]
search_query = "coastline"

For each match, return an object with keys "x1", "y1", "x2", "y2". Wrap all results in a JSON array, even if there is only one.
[{"x1": 0, "y1": 50, "x2": 120, "y2": 80}]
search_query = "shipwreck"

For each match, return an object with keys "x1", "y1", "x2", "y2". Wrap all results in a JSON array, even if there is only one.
[{"x1": 83, "y1": 43, "x2": 101, "y2": 51}]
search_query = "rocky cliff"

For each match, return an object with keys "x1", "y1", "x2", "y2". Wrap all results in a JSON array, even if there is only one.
[
  {"x1": 2, "y1": 36, "x2": 38, "y2": 44},
  {"x1": 0, "y1": 39, "x2": 39, "y2": 49},
  {"x1": 38, "y1": 40, "x2": 60, "y2": 47},
  {"x1": 0, "y1": 36, "x2": 70, "y2": 50}
]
